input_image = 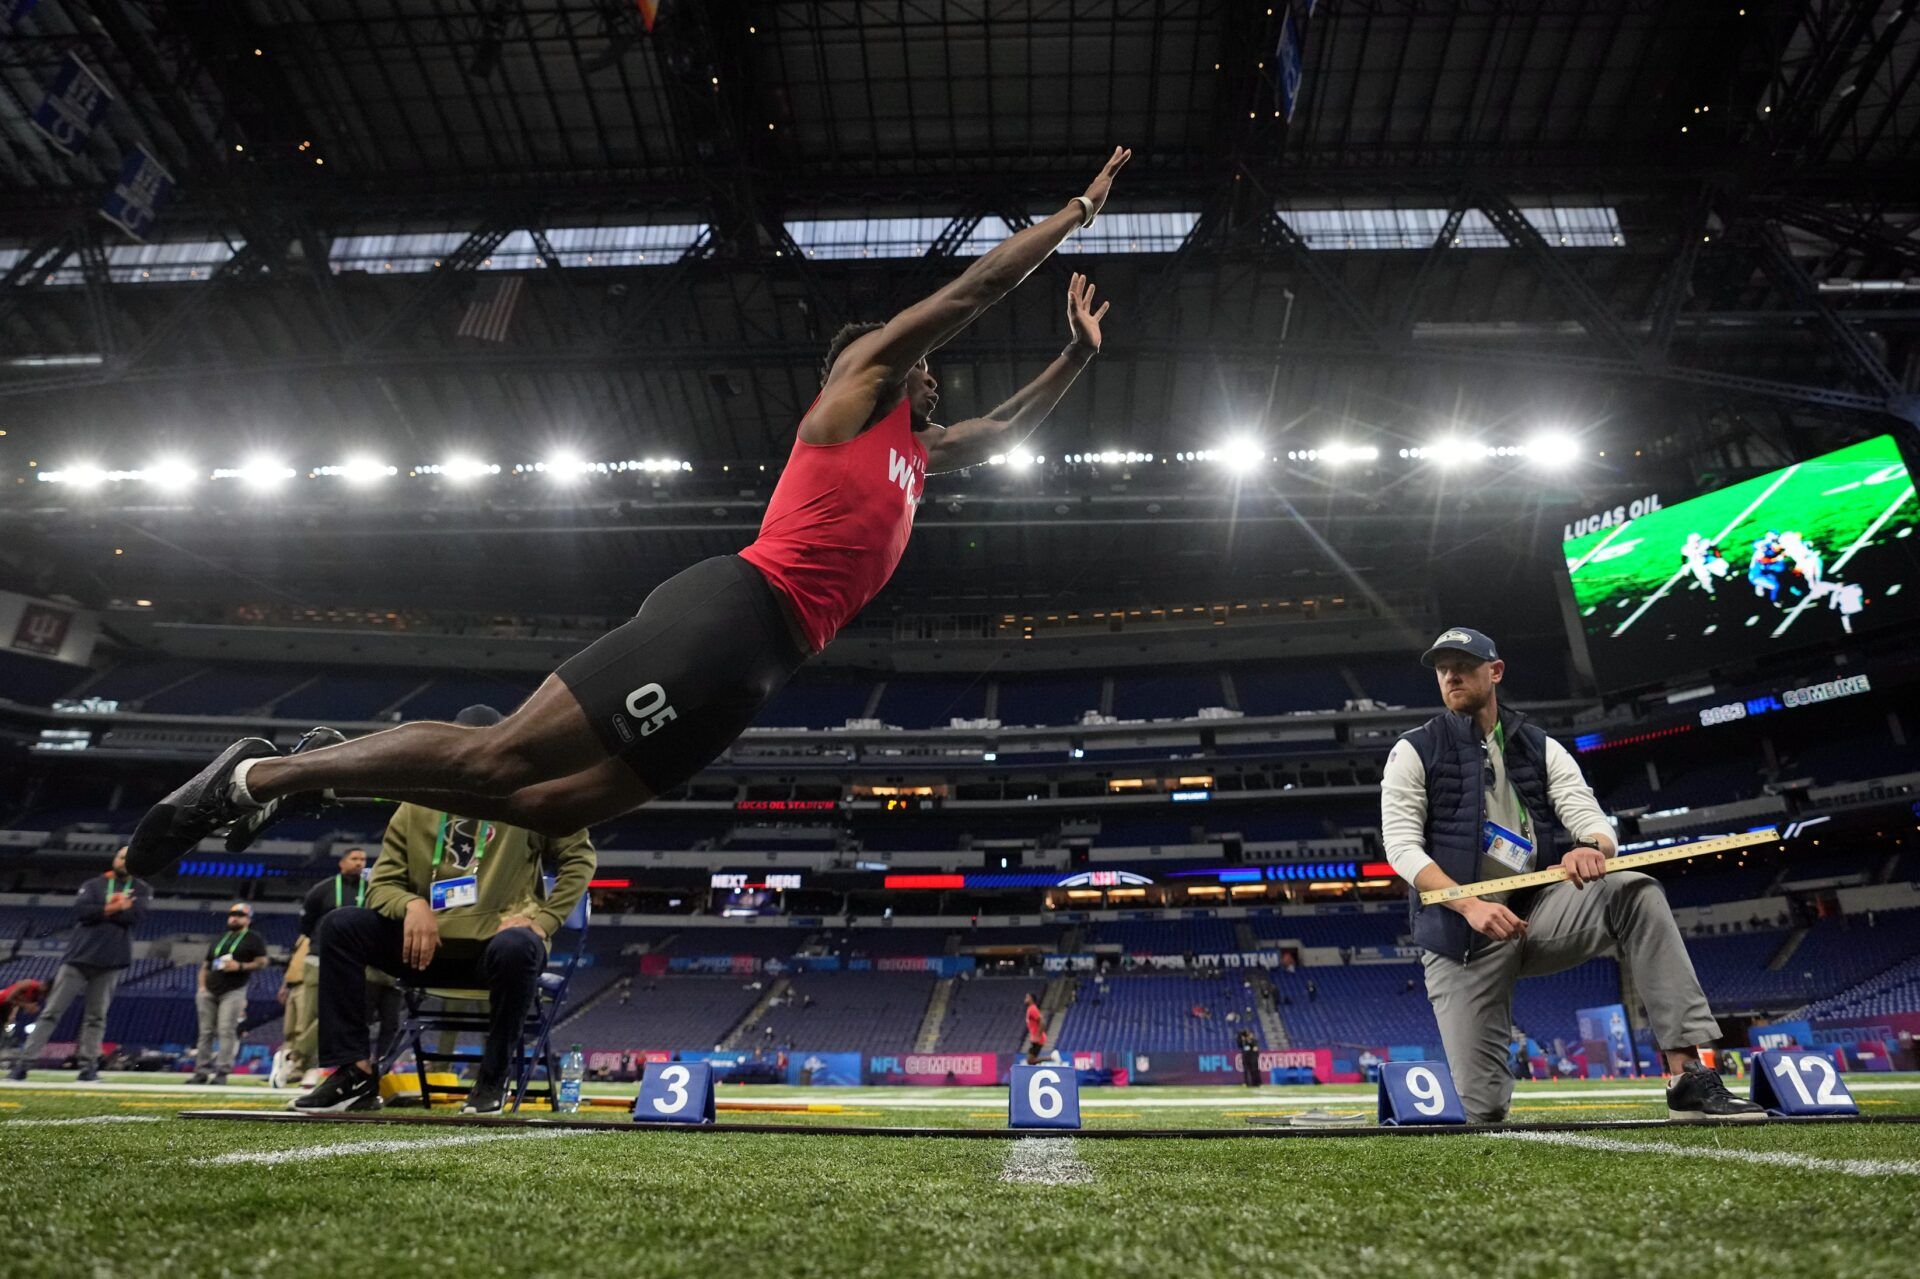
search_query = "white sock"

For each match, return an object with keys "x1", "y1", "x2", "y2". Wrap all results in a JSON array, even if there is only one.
[{"x1": 228, "y1": 757, "x2": 265, "y2": 809}]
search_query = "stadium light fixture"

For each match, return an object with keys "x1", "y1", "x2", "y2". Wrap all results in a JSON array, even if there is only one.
[
  {"x1": 540, "y1": 452, "x2": 592, "y2": 483},
  {"x1": 143, "y1": 458, "x2": 198, "y2": 492},
  {"x1": 1003, "y1": 449, "x2": 1036, "y2": 469},
  {"x1": 1425, "y1": 436, "x2": 1486, "y2": 468},
  {"x1": 324, "y1": 455, "x2": 398, "y2": 484},
  {"x1": 1525, "y1": 431, "x2": 1582, "y2": 469},
  {"x1": 210, "y1": 458, "x2": 294, "y2": 488},
  {"x1": 1216, "y1": 436, "x2": 1266, "y2": 472},
  {"x1": 52, "y1": 463, "x2": 108, "y2": 490},
  {"x1": 435, "y1": 455, "x2": 496, "y2": 483}
]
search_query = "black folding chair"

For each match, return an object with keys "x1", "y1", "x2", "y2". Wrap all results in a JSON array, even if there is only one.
[{"x1": 382, "y1": 891, "x2": 590, "y2": 1113}]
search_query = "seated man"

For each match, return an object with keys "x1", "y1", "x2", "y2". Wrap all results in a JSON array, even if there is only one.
[{"x1": 293, "y1": 708, "x2": 595, "y2": 1115}]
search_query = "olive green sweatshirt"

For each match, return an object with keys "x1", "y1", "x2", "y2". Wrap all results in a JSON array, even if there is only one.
[{"x1": 366, "y1": 803, "x2": 595, "y2": 944}]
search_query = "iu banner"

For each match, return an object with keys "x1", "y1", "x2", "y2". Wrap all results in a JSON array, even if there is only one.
[
  {"x1": 31, "y1": 52, "x2": 113, "y2": 157},
  {"x1": 100, "y1": 146, "x2": 175, "y2": 242}
]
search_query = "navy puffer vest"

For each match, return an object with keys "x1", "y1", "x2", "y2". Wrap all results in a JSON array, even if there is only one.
[{"x1": 1400, "y1": 705, "x2": 1561, "y2": 963}]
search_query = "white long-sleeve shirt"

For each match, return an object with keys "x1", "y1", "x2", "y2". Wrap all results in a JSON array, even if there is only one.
[{"x1": 1380, "y1": 730, "x2": 1614, "y2": 888}]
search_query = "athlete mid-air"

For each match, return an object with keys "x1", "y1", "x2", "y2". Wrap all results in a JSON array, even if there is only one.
[{"x1": 126, "y1": 147, "x2": 1131, "y2": 876}]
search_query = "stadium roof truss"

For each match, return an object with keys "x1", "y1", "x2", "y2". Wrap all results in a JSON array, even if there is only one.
[{"x1": 0, "y1": 0, "x2": 1917, "y2": 476}]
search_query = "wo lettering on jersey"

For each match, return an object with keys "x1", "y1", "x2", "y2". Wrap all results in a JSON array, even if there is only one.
[{"x1": 888, "y1": 447, "x2": 925, "y2": 504}]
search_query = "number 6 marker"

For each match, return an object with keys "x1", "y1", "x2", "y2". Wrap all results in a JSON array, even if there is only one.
[{"x1": 1008, "y1": 1062, "x2": 1081, "y2": 1129}]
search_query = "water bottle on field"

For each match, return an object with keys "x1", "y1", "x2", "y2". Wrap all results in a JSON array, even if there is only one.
[{"x1": 557, "y1": 1044, "x2": 584, "y2": 1113}]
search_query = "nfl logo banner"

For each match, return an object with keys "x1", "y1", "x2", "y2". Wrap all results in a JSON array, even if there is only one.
[
  {"x1": 31, "y1": 52, "x2": 114, "y2": 157},
  {"x1": 100, "y1": 146, "x2": 175, "y2": 242}
]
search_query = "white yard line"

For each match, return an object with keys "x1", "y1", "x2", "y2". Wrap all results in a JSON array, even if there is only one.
[
  {"x1": 1770, "y1": 483, "x2": 1915, "y2": 638},
  {"x1": 1491, "y1": 1130, "x2": 1920, "y2": 1178},
  {"x1": 4, "y1": 1115, "x2": 164, "y2": 1127},
  {"x1": 998, "y1": 1136, "x2": 1094, "y2": 1185},
  {"x1": 1611, "y1": 464, "x2": 1800, "y2": 638},
  {"x1": 1566, "y1": 520, "x2": 1634, "y2": 576},
  {"x1": 0, "y1": 1079, "x2": 281, "y2": 1097},
  {"x1": 194, "y1": 1127, "x2": 592, "y2": 1167}
]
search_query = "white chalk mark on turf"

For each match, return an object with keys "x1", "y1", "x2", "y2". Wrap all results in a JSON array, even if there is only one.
[
  {"x1": 4, "y1": 1115, "x2": 165, "y2": 1127},
  {"x1": 1491, "y1": 1130, "x2": 1920, "y2": 1178},
  {"x1": 998, "y1": 1136, "x2": 1094, "y2": 1186},
  {"x1": 1611, "y1": 464, "x2": 1800, "y2": 638},
  {"x1": 194, "y1": 1127, "x2": 591, "y2": 1166},
  {"x1": 1770, "y1": 483, "x2": 1915, "y2": 638},
  {"x1": 1566, "y1": 520, "x2": 1634, "y2": 576}
]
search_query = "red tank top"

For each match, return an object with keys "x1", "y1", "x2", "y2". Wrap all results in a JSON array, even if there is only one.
[{"x1": 740, "y1": 396, "x2": 927, "y2": 652}]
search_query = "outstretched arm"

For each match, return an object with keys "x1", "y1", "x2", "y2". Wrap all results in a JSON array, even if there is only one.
[
  {"x1": 802, "y1": 147, "x2": 1130, "y2": 446},
  {"x1": 922, "y1": 273, "x2": 1110, "y2": 474}
]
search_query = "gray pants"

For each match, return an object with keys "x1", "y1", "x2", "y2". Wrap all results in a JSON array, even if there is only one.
[
  {"x1": 194, "y1": 987, "x2": 248, "y2": 1076},
  {"x1": 15, "y1": 963, "x2": 122, "y2": 1069},
  {"x1": 1421, "y1": 871, "x2": 1721, "y2": 1122}
]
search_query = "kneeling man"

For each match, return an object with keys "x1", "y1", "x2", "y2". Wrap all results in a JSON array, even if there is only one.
[{"x1": 1381, "y1": 628, "x2": 1761, "y2": 1124}]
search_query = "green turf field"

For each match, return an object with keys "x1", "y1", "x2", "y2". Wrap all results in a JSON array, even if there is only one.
[
  {"x1": 5, "y1": 1074, "x2": 1919, "y2": 1278},
  {"x1": 1563, "y1": 433, "x2": 1915, "y2": 626}
]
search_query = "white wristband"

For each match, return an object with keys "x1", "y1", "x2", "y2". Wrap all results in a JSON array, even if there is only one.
[{"x1": 1072, "y1": 196, "x2": 1095, "y2": 228}]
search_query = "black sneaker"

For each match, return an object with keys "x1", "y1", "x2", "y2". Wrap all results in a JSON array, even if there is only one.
[
  {"x1": 461, "y1": 1079, "x2": 508, "y2": 1115},
  {"x1": 127, "y1": 738, "x2": 281, "y2": 875},
  {"x1": 291, "y1": 1064, "x2": 382, "y2": 1114},
  {"x1": 76, "y1": 1066, "x2": 99, "y2": 1082},
  {"x1": 225, "y1": 728, "x2": 345, "y2": 852},
  {"x1": 188, "y1": 1071, "x2": 212, "y2": 1085},
  {"x1": 5, "y1": 1063, "x2": 26, "y2": 1082},
  {"x1": 1666, "y1": 1062, "x2": 1766, "y2": 1122},
  {"x1": 210, "y1": 1072, "x2": 229, "y2": 1087}
]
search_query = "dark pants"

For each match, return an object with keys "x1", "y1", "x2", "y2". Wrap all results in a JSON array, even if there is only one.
[
  {"x1": 1241, "y1": 1048, "x2": 1262, "y2": 1086},
  {"x1": 315, "y1": 907, "x2": 544, "y2": 1084}
]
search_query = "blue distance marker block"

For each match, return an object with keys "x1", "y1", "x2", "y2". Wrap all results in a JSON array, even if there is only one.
[
  {"x1": 633, "y1": 1061, "x2": 716, "y2": 1124},
  {"x1": 1008, "y1": 1062, "x2": 1081, "y2": 1129},
  {"x1": 1749, "y1": 1049, "x2": 1859, "y2": 1117},
  {"x1": 1377, "y1": 1060, "x2": 1467, "y2": 1126}
]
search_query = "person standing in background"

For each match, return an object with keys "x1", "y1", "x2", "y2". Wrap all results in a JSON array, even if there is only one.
[
  {"x1": 194, "y1": 902, "x2": 268, "y2": 1084},
  {"x1": 275, "y1": 846, "x2": 378, "y2": 1087},
  {"x1": 1237, "y1": 1027, "x2": 1261, "y2": 1087},
  {"x1": 1023, "y1": 992, "x2": 1048, "y2": 1065},
  {"x1": 8, "y1": 846, "x2": 149, "y2": 1081}
]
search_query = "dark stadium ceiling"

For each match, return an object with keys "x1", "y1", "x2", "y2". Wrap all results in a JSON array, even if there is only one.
[{"x1": 1, "y1": 0, "x2": 1918, "y2": 616}]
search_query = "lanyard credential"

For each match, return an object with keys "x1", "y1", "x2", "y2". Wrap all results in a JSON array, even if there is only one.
[
  {"x1": 333, "y1": 875, "x2": 365, "y2": 910},
  {"x1": 431, "y1": 814, "x2": 492, "y2": 875},
  {"x1": 214, "y1": 928, "x2": 249, "y2": 959},
  {"x1": 108, "y1": 875, "x2": 130, "y2": 898},
  {"x1": 1488, "y1": 723, "x2": 1533, "y2": 838}
]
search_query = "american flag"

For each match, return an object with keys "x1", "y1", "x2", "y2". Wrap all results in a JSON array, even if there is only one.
[{"x1": 457, "y1": 275, "x2": 524, "y2": 343}]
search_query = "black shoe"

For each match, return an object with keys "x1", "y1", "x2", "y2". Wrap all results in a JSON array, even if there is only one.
[
  {"x1": 1666, "y1": 1062, "x2": 1766, "y2": 1122},
  {"x1": 127, "y1": 738, "x2": 281, "y2": 875},
  {"x1": 461, "y1": 1079, "x2": 508, "y2": 1115},
  {"x1": 225, "y1": 727, "x2": 345, "y2": 852},
  {"x1": 76, "y1": 1067, "x2": 99, "y2": 1082},
  {"x1": 5, "y1": 1063, "x2": 26, "y2": 1082},
  {"x1": 188, "y1": 1072, "x2": 212, "y2": 1085},
  {"x1": 210, "y1": 1073, "x2": 229, "y2": 1087},
  {"x1": 291, "y1": 1064, "x2": 382, "y2": 1114}
]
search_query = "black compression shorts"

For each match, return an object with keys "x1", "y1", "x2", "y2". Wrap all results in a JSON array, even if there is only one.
[{"x1": 556, "y1": 555, "x2": 807, "y2": 794}]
